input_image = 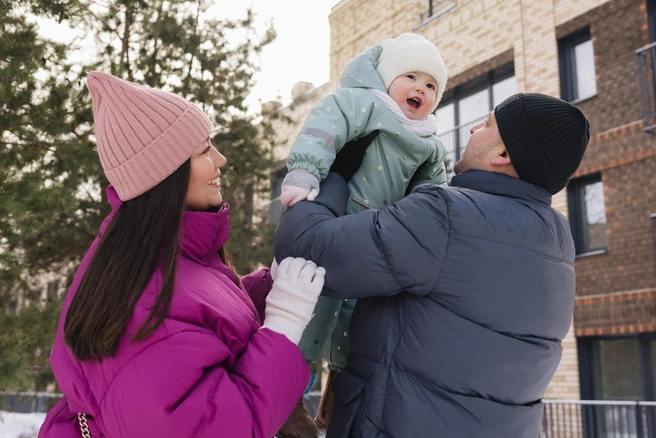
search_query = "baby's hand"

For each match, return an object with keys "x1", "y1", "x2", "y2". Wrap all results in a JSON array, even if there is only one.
[
  {"x1": 281, "y1": 185, "x2": 309, "y2": 207},
  {"x1": 280, "y1": 169, "x2": 320, "y2": 207},
  {"x1": 281, "y1": 185, "x2": 319, "y2": 207}
]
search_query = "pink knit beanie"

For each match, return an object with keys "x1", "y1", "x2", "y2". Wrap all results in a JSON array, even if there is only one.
[{"x1": 86, "y1": 71, "x2": 212, "y2": 201}]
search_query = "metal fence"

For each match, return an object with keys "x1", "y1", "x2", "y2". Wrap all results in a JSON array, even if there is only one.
[
  {"x1": 636, "y1": 41, "x2": 656, "y2": 133},
  {"x1": 4, "y1": 391, "x2": 656, "y2": 438},
  {"x1": 541, "y1": 400, "x2": 656, "y2": 438},
  {"x1": 0, "y1": 391, "x2": 62, "y2": 413},
  {"x1": 436, "y1": 115, "x2": 487, "y2": 178}
]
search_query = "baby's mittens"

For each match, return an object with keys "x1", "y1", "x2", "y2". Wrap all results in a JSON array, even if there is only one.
[
  {"x1": 280, "y1": 169, "x2": 320, "y2": 207},
  {"x1": 281, "y1": 185, "x2": 311, "y2": 207}
]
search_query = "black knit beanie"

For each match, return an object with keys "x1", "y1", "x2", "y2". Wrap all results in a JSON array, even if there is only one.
[{"x1": 494, "y1": 93, "x2": 590, "y2": 194}]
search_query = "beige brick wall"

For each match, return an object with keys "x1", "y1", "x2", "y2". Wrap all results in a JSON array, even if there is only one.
[
  {"x1": 330, "y1": 0, "x2": 611, "y2": 92},
  {"x1": 544, "y1": 323, "x2": 580, "y2": 399},
  {"x1": 329, "y1": 0, "x2": 425, "y2": 81},
  {"x1": 554, "y1": 0, "x2": 613, "y2": 25}
]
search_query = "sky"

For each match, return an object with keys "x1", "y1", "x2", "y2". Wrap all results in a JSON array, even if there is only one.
[
  {"x1": 209, "y1": 1, "x2": 342, "y2": 111},
  {"x1": 35, "y1": 0, "x2": 342, "y2": 113}
]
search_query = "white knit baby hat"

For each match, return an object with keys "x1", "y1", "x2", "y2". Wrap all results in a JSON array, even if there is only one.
[{"x1": 377, "y1": 33, "x2": 448, "y2": 113}]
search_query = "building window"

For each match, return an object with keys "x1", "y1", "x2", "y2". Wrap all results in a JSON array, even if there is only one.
[
  {"x1": 578, "y1": 335, "x2": 656, "y2": 435},
  {"x1": 267, "y1": 167, "x2": 286, "y2": 224},
  {"x1": 579, "y1": 334, "x2": 656, "y2": 401},
  {"x1": 558, "y1": 28, "x2": 598, "y2": 103},
  {"x1": 651, "y1": 213, "x2": 656, "y2": 261},
  {"x1": 435, "y1": 64, "x2": 517, "y2": 176},
  {"x1": 649, "y1": 0, "x2": 656, "y2": 43},
  {"x1": 567, "y1": 174, "x2": 608, "y2": 255}
]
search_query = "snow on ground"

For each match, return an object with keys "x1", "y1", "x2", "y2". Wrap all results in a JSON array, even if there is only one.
[
  {"x1": 0, "y1": 411, "x2": 46, "y2": 438},
  {"x1": 0, "y1": 410, "x2": 326, "y2": 438}
]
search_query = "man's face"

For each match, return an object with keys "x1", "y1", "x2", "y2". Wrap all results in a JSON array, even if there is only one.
[{"x1": 454, "y1": 112, "x2": 504, "y2": 174}]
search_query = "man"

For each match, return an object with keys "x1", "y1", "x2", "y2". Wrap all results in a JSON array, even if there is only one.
[{"x1": 274, "y1": 93, "x2": 590, "y2": 438}]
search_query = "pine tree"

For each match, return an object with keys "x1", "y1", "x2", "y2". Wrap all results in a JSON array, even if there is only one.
[
  {"x1": 0, "y1": 0, "x2": 96, "y2": 308},
  {"x1": 84, "y1": 0, "x2": 280, "y2": 271},
  {"x1": 0, "y1": 0, "x2": 282, "y2": 389}
]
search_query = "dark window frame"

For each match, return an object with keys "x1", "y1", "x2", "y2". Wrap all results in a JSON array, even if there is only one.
[
  {"x1": 649, "y1": 0, "x2": 656, "y2": 43},
  {"x1": 578, "y1": 333, "x2": 656, "y2": 401},
  {"x1": 267, "y1": 166, "x2": 287, "y2": 224},
  {"x1": 651, "y1": 213, "x2": 656, "y2": 264},
  {"x1": 567, "y1": 173, "x2": 608, "y2": 255},
  {"x1": 558, "y1": 27, "x2": 596, "y2": 103},
  {"x1": 270, "y1": 166, "x2": 287, "y2": 200},
  {"x1": 437, "y1": 63, "x2": 515, "y2": 163}
]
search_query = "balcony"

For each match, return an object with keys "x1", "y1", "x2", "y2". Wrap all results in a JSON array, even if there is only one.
[
  {"x1": 541, "y1": 399, "x2": 656, "y2": 437},
  {"x1": 636, "y1": 42, "x2": 656, "y2": 133},
  {"x1": 436, "y1": 115, "x2": 486, "y2": 178},
  {"x1": 416, "y1": 1, "x2": 457, "y2": 29}
]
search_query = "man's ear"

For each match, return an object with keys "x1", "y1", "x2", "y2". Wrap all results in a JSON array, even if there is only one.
[{"x1": 490, "y1": 148, "x2": 512, "y2": 167}]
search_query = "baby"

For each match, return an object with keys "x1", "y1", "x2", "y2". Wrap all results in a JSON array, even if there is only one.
[
  {"x1": 282, "y1": 32, "x2": 448, "y2": 212},
  {"x1": 278, "y1": 32, "x2": 448, "y2": 432}
]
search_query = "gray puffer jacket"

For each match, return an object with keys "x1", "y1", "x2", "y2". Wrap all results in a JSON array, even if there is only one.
[{"x1": 274, "y1": 171, "x2": 575, "y2": 438}]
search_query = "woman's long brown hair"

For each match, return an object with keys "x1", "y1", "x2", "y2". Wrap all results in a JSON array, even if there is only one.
[{"x1": 64, "y1": 160, "x2": 191, "y2": 360}]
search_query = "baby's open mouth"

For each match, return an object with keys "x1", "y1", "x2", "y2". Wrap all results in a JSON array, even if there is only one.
[{"x1": 407, "y1": 97, "x2": 421, "y2": 109}]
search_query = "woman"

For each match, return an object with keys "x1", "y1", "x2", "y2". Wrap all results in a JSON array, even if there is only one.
[{"x1": 38, "y1": 71, "x2": 324, "y2": 437}]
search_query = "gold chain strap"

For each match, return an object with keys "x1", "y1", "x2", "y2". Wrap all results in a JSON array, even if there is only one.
[{"x1": 77, "y1": 412, "x2": 92, "y2": 438}]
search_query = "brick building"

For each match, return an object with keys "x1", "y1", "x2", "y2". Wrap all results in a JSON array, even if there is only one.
[{"x1": 269, "y1": 0, "x2": 656, "y2": 405}]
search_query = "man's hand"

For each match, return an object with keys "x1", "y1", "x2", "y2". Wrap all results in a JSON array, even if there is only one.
[{"x1": 330, "y1": 130, "x2": 379, "y2": 181}]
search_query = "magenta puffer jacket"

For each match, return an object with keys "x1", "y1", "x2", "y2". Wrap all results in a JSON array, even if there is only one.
[{"x1": 38, "y1": 187, "x2": 309, "y2": 438}]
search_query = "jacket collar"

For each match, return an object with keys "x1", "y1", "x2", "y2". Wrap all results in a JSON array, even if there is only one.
[
  {"x1": 179, "y1": 205, "x2": 231, "y2": 265},
  {"x1": 450, "y1": 170, "x2": 552, "y2": 205},
  {"x1": 104, "y1": 186, "x2": 231, "y2": 265}
]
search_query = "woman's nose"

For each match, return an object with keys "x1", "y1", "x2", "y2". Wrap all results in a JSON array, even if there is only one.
[
  {"x1": 216, "y1": 151, "x2": 227, "y2": 168},
  {"x1": 212, "y1": 148, "x2": 227, "y2": 168}
]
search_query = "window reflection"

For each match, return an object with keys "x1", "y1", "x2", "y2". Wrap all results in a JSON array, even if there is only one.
[
  {"x1": 575, "y1": 39, "x2": 597, "y2": 100},
  {"x1": 435, "y1": 68, "x2": 517, "y2": 178},
  {"x1": 583, "y1": 181, "x2": 607, "y2": 251}
]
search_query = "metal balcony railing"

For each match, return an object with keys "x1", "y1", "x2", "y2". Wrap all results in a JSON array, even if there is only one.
[
  {"x1": 419, "y1": 1, "x2": 457, "y2": 24},
  {"x1": 541, "y1": 399, "x2": 656, "y2": 438},
  {"x1": 436, "y1": 115, "x2": 487, "y2": 178},
  {"x1": 636, "y1": 41, "x2": 656, "y2": 133}
]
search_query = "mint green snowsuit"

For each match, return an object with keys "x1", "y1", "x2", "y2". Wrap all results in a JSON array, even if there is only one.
[{"x1": 287, "y1": 44, "x2": 447, "y2": 369}]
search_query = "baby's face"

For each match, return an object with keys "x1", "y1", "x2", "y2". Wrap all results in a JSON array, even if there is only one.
[{"x1": 388, "y1": 71, "x2": 438, "y2": 120}]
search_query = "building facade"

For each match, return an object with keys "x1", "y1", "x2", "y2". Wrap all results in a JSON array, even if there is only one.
[{"x1": 270, "y1": 0, "x2": 656, "y2": 404}]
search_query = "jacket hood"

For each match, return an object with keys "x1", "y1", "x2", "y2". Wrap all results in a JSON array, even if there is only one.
[{"x1": 339, "y1": 45, "x2": 387, "y2": 92}]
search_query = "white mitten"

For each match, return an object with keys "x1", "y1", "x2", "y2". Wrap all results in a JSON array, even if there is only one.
[
  {"x1": 270, "y1": 258, "x2": 279, "y2": 280},
  {"x1": 263, "y1": 257, "x2": 325, "y2": 344}
]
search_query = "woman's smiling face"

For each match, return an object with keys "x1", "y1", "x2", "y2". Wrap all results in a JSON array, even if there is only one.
[{"x1": 185, "y1": 140, "x2": 227, "y2": 210}]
